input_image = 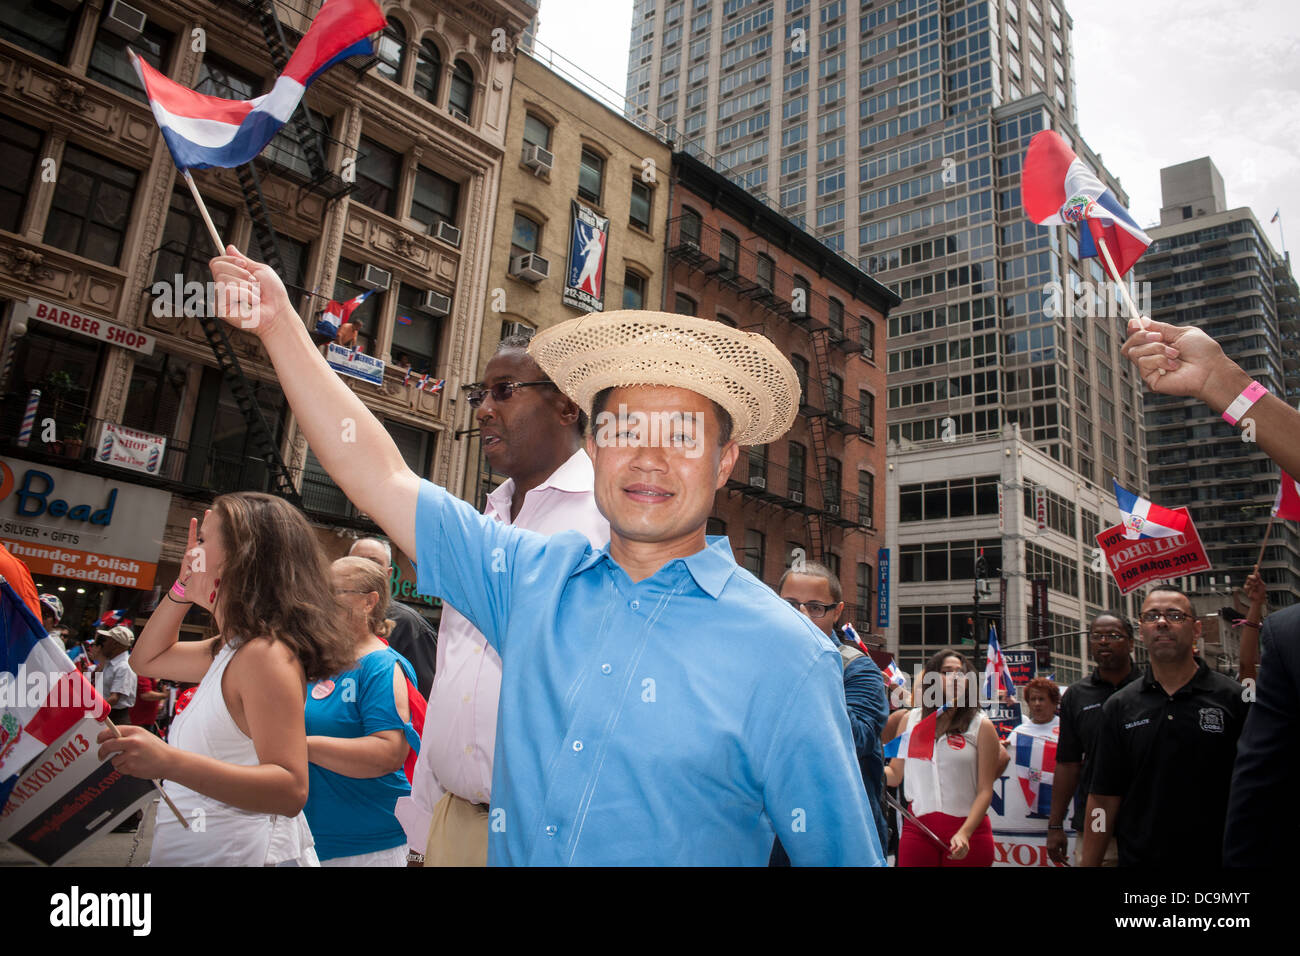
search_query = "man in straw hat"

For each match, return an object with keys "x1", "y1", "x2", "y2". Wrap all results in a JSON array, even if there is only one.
[{"x1": 209, "y1": 247, "x2": 881, "y2": 865}]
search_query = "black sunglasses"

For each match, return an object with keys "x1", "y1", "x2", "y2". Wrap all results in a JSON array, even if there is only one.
[{"x1": 463, "y1": 380, "x2": 556, "y2": 408}]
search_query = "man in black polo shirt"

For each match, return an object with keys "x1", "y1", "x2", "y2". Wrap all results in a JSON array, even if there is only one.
[
  {"x1": 1046, "y1": 610, "x2": 1140, "y2": 866},
  {"x1": 1083, "y1": 585, "x2": 1248, "y2": 867}
]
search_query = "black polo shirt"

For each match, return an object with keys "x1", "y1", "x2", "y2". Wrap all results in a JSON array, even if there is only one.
[
  {"x1": 1089, "y1": 657, "x2": 1247, "y2": 867},
  {"x1": 1058, "y1": 665, "x2": 1141, "y2": 830}
]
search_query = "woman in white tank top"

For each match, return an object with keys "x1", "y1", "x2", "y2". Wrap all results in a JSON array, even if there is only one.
[
  {"x1": 96, "y1": 493, "x2": 355, "y2": 866},
  {"x1": 882, "y1": 648, "x2": 1009, "y2": 867}
]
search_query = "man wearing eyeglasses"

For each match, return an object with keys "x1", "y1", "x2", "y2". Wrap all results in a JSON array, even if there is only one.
[
  {"x1": 774, "y1": 561, "x2": 889, "y2": 862},
  {"x1": 394, "y1": 336, "x2": 609, "y2": 866},
  {"x1": 1082, "y1": 585, "x2": 1247, "y2": 866}
]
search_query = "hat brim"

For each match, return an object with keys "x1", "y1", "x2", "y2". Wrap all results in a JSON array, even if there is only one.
[{"x1": 528, "y1": 311, "x2": 800, "y2": 446}]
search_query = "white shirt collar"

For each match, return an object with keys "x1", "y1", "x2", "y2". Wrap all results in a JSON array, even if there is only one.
[{"x1": 485, "y1": 447, "x2": 594, "y2": 521}]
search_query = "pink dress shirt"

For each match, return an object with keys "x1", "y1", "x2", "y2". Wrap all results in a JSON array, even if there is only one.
[{"x1": 395, "y1": 449, "x2": 609, "y2": 850}]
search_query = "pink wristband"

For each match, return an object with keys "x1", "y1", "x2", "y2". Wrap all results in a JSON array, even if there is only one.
[
  {"x1": 170, "y1": 580, "x2": 187, "y2": 600},
  {"x1": 1222, "y1": 380, "x2": 1267, "y2": 426}
]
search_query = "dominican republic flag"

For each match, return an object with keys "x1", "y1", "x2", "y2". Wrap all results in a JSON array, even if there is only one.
[
  {"x1": 93, "y1": 608, "x2": 130, "y2": 629},
  {"x1": 424, "y1": 378, "x2": 445, "y2": 394},
  {"x1": 884, "y1": 704, "x2": 947, "y2": 762},
  {"x1": 402, "y1": 367, "x2": 413, "y2": 386},
  {"x1": 1, "y1": 580, "x2": 108, "y2": 807},
  {"x1": 1113, "y1": 479, "x2": 1188, "y2": 540},
  {"x1": 1272, "y1": 209, "x2": 1281, "y2": 224},
  {"x1": 130, "y1": 0, "x2": 385, "y2": 170},
  {"x1": 1022, "y1": 130, "x2": 1152, "y2": 278},
  {"x1": 315, "y1": 289, "x2": 375, "y2": 338},
  {"x1": 841, "y1": 622, "x2": 870, "y2": 654},
  {"x1": 983, "y1": 623, "x2": 1017, "y2": 701},
  {"x1": 880, "y1": 658, "x2": 907, "y2": 689},
  {"x1": 1272, "y1": 470, "x2": 1300, "y2": 521},
  {"x1": 1012, "y1": 730, "x2": 1057, "y2": 815}
]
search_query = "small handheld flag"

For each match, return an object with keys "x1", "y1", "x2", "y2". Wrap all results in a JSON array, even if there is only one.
[
  {"x1": 883, "y1": 704, "x2": 948, "y2": 762},
  {"x1": 425, "y1": 378, "x2": 445, "y2": 394},
  {"x1": 983, "y1": 623, "x2": 1017, "y2": 701},
  {"x1": 841, "y1": 622, "x2": 869, "y2": 654},
  {"x1": 1272, "y1": 470, "x2": 1300, "y2": 521},
  {"x1": 1113, "y1": 479, "x2": 1189, "y2": 540}
]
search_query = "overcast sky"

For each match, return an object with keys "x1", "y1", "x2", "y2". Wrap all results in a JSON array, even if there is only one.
[{"x1": 536, "y1": 0, "x2": 1300, "y2": 255}]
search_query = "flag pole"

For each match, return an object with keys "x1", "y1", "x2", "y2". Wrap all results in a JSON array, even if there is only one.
[
  {"x1": 182, "y1": 169, "x2": 226, "y2": 256},
  {"x1": 883, "y1": 791, "x2": 950, "y2": 852},
  {"x1": 105, "y1": 717, "x2": 190, "y2": 829},
  {"x1": 1254, "y1": 512, "x2": 1277, "y2": 573},
  {"x1": 1094, "y1": 235, "x2": 1148, "y2": 331}
]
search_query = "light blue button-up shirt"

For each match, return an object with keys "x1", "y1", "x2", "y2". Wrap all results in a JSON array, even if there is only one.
[{"x1": 415, "y1": 480, "x2": 883, "y2": 866}]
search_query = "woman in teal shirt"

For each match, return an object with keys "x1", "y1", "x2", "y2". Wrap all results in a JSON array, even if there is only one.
[{"x1": 305, "y1": 557, "x2": 421, "y2": 866}]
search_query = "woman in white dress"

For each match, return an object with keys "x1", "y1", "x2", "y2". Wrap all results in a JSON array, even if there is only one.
[{"x1": 97, "y1": 492, "x2": 354, "y2": 865}]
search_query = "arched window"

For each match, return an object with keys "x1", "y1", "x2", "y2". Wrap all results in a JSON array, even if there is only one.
[
  {"x1": 680, "y1": 206, "x2": 702, "y2": 244},
  {"x1": 414, "y1": 39, "x2": 441, "y2": 103},
  {"x1": 376, "y1": 18, "x2": 406, "y2": 83},
  {"x1": 448, "y1": 59, "x2": 474, "y2": 120}
]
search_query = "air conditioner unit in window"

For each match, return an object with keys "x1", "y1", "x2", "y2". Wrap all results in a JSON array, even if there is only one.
[
  {"x1": 861, "y1": 345, "x2": 875, "y2": 361},
  {"x1": 357, "y1": 264, "x2": 392, "y2": 291},
  {"x1": 419, "y1": 291, "x2": 452, "y2": 317},
  {"x1": 521, "y1": 143, "x2": 554, "y2": 175},
  {"x1": 750, "y1": 476, "x2": 766, "y2": 489},
  {"x1": 105, "y1": 0, "x2": 147, "y2": 39},
  {"x1": 826, "y1": 502, "x2": 840, "y2": 515},
  {"x1": 790, "y1": 490, "x2": 804, "y2": 504},
  {"x1": 432, "y1": 220, "x2": 461, "y2": 248},
  {"x1": 501, "y1": 320, "x2": 534, "y2": 341},
  {"x1": 510, "y1": 253, "x2": 550, "y2": 282},
  {"x1": 449, "y1": 106, "x2": 470, "y2": 123},
  {"x1": 861, "y1": 425, "x2": 875, "y2": 440}
]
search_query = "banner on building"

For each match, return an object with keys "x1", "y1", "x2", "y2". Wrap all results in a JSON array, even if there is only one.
[
  {"x1": 0, "y1": 456, "x2": 169, "y2": 590},
  {"x1": 326, "y1": 343, "x2": 385, "y2": 387},
  {"x1": 1035, "y1": 485, "x2": 1047, "y2": 533},
  {"x1": 998, "y1": 482, "x2": 1004, "y2": 532},
  {"x1": 1095, "y1": 508, "x2": 1211, "y2": 595},
  {"x1": 1031, "y1": 578, "x2": 1050, "y2": 670},
  {"x1": 876, "y1": 548, "x2": 890, "y2": 628},
  {"x1": 94, "y1": 422, "x2": 167, "y2": 477},
  {"x1": 23, "y1": 298, "x2": 155, "y2": 355},
  {"x1": 563, "y1": 200, "x2": 609, "y2": 313}
]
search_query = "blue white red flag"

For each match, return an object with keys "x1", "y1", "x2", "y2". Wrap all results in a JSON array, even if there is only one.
[
  {"x1": 1272, "y1": 209, "x2": 1281, "y2": 224},
  {"x1": 93, "y1": 608, "x2": 130, "y2": 629},
  {"x1": 1022, "y1": 130, "x2": 1151, "y2": 278},
  {"x1": 424, "y1": 378, "x2": 445, "y2": 394},
  {"x1": 1013, "y1": 731, "x2": 1057, "y2": 815},
  {"x1": 1113, "y1": 479, "x2": 1188, "y2": 540},
  {"x1": 1, "y1": 580, "x2": 108, "y2": 807},
  {"x1": 841, "y1": 622, "x2": 869, "y2": 654},
  {"x1": 402, "y1": 367, "x2": 413, "y2": 386},
  {"x1": 1272, "y1": 470, "x2": 1300, "y2": 521},
  {"x1": 130, "y1": 0, "x2": 385, "y2": 170},
  {"x1": 983, "y1": 623, "x2": 1017, "y2": 701},
  {"x1": 315, "y1": 289, "x2": 374, "y2": 338},
  {"x1": 883, "y1": 704, "x2": 947, "y2": 762},
  {"x1": 880, "y1": 658, "x2": 907, "y2": 689}
]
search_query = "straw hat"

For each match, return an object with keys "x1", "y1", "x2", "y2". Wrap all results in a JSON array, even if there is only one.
[{"x1": 528, "y1": 311, "x2": 800, "y2": 446}]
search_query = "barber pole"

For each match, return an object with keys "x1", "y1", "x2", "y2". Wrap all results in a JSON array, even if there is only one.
[
  {"x1": 17, "y1": 389, "x2": 39, "y2": 447},
  {"x1": 146, "y1": 446, "x2": 161, "y2": 474}
]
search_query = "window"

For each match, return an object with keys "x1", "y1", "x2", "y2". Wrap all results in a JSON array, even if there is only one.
[
  {"x1": 681, "y1": 207, "x2": 702, "y2": 244},
  {"x1": 630, "y1": 180, "x2": 652, "y2": 230},
  {"x1": 88, "y1": 15, "x2": 172, "y2": 101},
  {"x1": 827, "y1": 296, "x2": 844, "y2": 336},
  {"x1": 153, "y1": 188, "x2": 234, "y2": 288},
  {"x1": 411, "y1": 166, "x2": 460, "y2": 230},
  {"x1": 623, "y1": 270, "x2": 646, "y2": 309},
  {"x1": 523, "y1": 113, "x2": 551, "y2": 150},
  {"x1": 448, "y1": 59, "x2": 474, "y2": 120},
  {"x1": 579, "y1": 148, "x2": 604, "y2": 203},
  {"x1": 788, "y1": 443, "x2": 806, "y2": 498},
  {"x1": 393, "y1": 282, "x2": 442, "y2": 374},
  {"x1": 1, "y1": 0, "x2": 76, "y2": 63},
  {"x1": 332, "y1": 259, "x2": 384, "y2": 354},
  {"x1": 719, "y1": 230, "x2": 739, "y2": 272},
  {"x1": 414, "y1": 40, "x2": 442, "y2": 104},
  {"x1": 859, "y1": 390, "x2": 875, "y2": 437},
  {"x1": 857, "y1": 562, "x2": 873, "y2": 621},
  {"x1": 749, "y1": 444, "x2": 768, "y2": 483},
  {"x1": 860, "y1": 315, "x2": 876, "y2": 357},
  {"x1": 387, "y1": 420, "x2": 436, "y2": 479},
  {"x1": 122, "y1": 349, "x2": 186, "y2": 438},
  {"x1": 43, "y1": 146, "x2": 138, "y2": 266},
  {"x1": 510, "y1": 212, "x2": 541, "y2": 257},
  {"x1": 743, "y1": 529, "x2": 765, "y2": 577},
  {"x1": 376, "y1": 17, "x2": 407, "y2": 83},
  {"x1": 791, "y1": 354, "x2": 809, "y2": 400},
  {"x1": 0, "y1": 117, "x2": 41, "y2": 233},
  {"x1": 827, "y1": 373, "x2": 843, "y2": 416},
  {"x1": 674, "y1": 292, "x2": 697, "y2": 316},
  {"x1": 792, "y1": 274, "x2": 811, "y2": 316},
  {"x1": 858, "y1": 471, "x2": 874, "y2": 526},
  {"x1": 354, "y1": 137, "x2": 401, "y2": 217},
  {"x1": 756, "y1": 253, "x2": 774, "y2": 290},
  {"x1": 196, "y1": 54, "x2": 258, "y2": 99}
]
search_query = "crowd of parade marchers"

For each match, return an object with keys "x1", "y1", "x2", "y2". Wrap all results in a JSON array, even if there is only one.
[{"x1": 5, "y1": 246, "x2": 1294, "y2": 867}]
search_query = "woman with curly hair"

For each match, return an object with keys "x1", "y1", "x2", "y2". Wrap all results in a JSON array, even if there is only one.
[{"x1": 98, "y1": 493, "x2": 354, "y2": 866}]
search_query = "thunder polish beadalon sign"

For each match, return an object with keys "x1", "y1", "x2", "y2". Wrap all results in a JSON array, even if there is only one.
[{"x1": 0, "y1": 457, "x2": 169, "y2": 590}]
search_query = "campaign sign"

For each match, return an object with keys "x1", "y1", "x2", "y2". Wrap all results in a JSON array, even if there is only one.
[
  {"x1": 1095, "y1": 508, "x2": 1211, "y2": 595},
  {"x1": 985, "y1": 701, "x2": 1021, "y2": 741},
  {"x1": 0, "y1": 716, "x2": 155, "y2": 865},
  {"x1": 95, "y1": 422, "x2": 167, "y2": 477},
  {"x1": 1003, "y1": 649, "x2": 1036, "y2": 688},
  {"x1": 563, "y1": 200, "x2": 609, "y2": 313},
  {"x1": 326, "y1": 343, "x2": 385, "y2": 387}
]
